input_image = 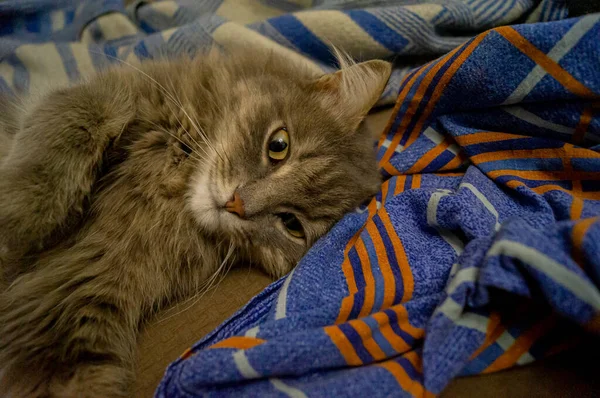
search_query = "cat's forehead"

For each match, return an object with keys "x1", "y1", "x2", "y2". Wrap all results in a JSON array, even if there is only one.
[{"x1": 232, "y1": 81, "x2": 280, "y2": 123}]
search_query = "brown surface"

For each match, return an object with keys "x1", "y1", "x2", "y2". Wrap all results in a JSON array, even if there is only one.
[
  {"x1": 135, "y1": 108, "x2": 599, "y2": 397},
  {"x1": 443, "y1": 342, "x2": 600, "y2": 397},
  {"x1": 135, "y1": 267, "x2": 272, "y2": 396}
]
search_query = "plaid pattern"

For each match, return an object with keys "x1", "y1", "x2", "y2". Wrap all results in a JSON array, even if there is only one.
[{"x1": 157, "y1": 13, "x2": 600, "y2": 398}]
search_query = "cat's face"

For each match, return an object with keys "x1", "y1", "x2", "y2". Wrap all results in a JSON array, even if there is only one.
[{"x1": 188, "y1": 54, "x2": 391, "y2": 277}]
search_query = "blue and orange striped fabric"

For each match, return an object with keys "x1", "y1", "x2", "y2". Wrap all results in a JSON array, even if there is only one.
[
  {"x1": 0, "y1": 0, "x2": 568, "y2": 106},
  {"x1": 156, "y1": 12, "x2": 600, "y2": 398}
]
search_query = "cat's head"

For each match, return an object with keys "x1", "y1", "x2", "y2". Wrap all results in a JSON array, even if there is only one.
[{"x1": 188, "y1": 51, "x2": 391, "y2": 278}]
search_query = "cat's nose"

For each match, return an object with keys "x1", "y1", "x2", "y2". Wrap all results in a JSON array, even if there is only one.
[{"x1": 225, "y1": 191, "x2": 245, "y2": 218}]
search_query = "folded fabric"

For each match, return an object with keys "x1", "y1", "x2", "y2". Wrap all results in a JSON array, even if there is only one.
[
  {"x1": 1, "y1": 0, "x2": 565, "y2": 105},
  {"x1": 156, "y1": 12, "x2": 600, "y2": 398}
]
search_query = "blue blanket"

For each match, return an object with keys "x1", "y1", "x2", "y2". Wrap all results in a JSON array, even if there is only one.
[
  {"x1": 1, "y1": 1, "x2": 599, "y2": 397},
  {"x1": 157, "y1": 9, "x2": 600, "y2": 398},
  {"x1": 0, "y1": 0, "x2": 567, "y2": 103}
]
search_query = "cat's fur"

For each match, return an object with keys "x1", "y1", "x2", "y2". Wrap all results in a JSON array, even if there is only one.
[{"x1": 0, "y1": 49, "x2": 390, "y2": 397}]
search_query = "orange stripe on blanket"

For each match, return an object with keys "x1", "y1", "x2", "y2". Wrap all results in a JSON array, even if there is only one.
[
  {"x1": 562, "y1": 146, "x2": 584, "y2": 220},
  {"x1": 389, "y1": 304, "x2": 425, "y2": 339},
  {"x1": 356, "y1": 237, "x2": 376, "y2": 317},
  {"x1": 506, "y1": 180, "x2": 600, "y2": 200},
  {"x1": 372, "y1": 311, "x2": 412, "y2": 354},
  {"x1": 382, "y1": 161, "x2": 401, "y2": 176},
  {"x1": 180, "y1": 347, "x2": 195, "y2": 360},
  {"x1": 366, "y1": 219, "x2": 397, "y2": 311},
  {"x1": 470, "y1": 304, "x2": 541, "y2": 361},
  {"x1": 454, "y1": 132, "x2": 528, "y2": 146},
  {"x1": 381, "y1": 179, "x2": 390, "y2": 205},
  {"x1": 488, "y1": 169, "x2": 600, "y2": 181},
  {"x1": 379, "y1": 45, "x2": 465, "y2": 168},
  {"x1": 377, "y1": 63, "x2": 434, "y2": 149},
  {"x1": 439, "y1": 152, "x2": 467, "y2": 171},
  {"x1": 209, "y1": 336, "x2": 266, "y2": 350},
  {"x1": 496, "y1": 27, "x2": 597, "y2": 98},
  {"x1": 469, "y1": 312, "x2": 504, "y2": 360},
  {"x1": 378, "y1": 208, "x2": 414, "y2": 303},
  {"x1": 348, "y1": 319, "x2": 387, "y2": 361},
  {"x1": 394, "y1": 175, "x2": 408, "y2": 195},
  {"x1": 470, "y1": 147, "x2": 600, "y2": 164},
  {"x1": 406, "y1": 139, "x2": 451, "y2": 174},
  {"x1": 573, "y1": 107, "x2": 594, "y2": 145},
  {"x1": 404, "y1": 350, "x2": 424, "y2": 374},
  {"x1": 378, "y1": 65, "x2": 431, "y2": 163},
  {"x1": 336, "y1": 199, "x2": 379, "y2": 324},
  {"x1": 483, "y1": 315, "x2": 557, "y2": 373},
  {"x1": 569, "y1": 190, "x2": 584, "y2": 220},
  {"x1": 404, "y1": 32, "x2": 490, "y2": 148},
  {"x1": 411, "y1": 174, "x2": 422, "y2": 189},
  {"x1": 324, "y1": 325, "x2": 363, "y2": 366},
  {"x1": 572, "y1": 217, "x2": 599, "y2": 267},
  {"x1": 337, "y1": 296, "x2": 355, "y2": 325},
  {"x1": 377, "y1": 353, "x2": 432, "y2": 397}
]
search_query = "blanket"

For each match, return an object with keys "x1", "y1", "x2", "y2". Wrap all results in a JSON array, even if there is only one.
[
  {"x1": 157, "y1": 8, "x2": 600, "y2": 398},
  {"x1": 0, "y1": 0, "x2": 567, "y2": 102},
  {"x1": 1, "y1": 0, "x2": 599, "y2": 397}
]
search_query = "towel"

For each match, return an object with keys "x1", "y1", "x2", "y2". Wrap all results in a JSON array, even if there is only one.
[
  {"x1": 156, "y1": 11, "x2": 600, "y2": 398},
  {"x1": 1, "y1": 0, "x2": 566, "y2": 104}
]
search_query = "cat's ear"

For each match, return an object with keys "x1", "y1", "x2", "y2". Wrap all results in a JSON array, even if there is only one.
[{"x1": 314, "y1": 59, "x2": 392, "y2": 127}]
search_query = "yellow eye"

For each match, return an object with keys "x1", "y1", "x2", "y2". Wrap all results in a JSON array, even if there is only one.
[
  {"x1": 268, "y1": 128, "x2": 289, "y2": 161},
  {"x1": 279, "y1": 213, "x2": 305, "y2": 239}
]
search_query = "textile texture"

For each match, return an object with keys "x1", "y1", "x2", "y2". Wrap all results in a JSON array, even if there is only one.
[
  {"x1": 1, "y1": 0, "x2": 599, "y2": 397},
  {"x1": 157, "y1": 12, "x2": 600, "y2": 397}
]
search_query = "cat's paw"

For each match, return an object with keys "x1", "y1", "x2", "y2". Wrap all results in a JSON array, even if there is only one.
[{"x1": 0, "y1": 170, "x2": 69, "y2": 267}]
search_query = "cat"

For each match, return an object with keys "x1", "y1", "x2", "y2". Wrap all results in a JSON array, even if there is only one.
[{"x1": 0, "y1": 49, "x2": 390, "y2": 397}]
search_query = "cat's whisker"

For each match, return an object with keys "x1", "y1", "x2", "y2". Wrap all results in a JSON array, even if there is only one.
[
  {"x1": 176, "y1": 88, "x2": 225, "y2": 164},
  {"x1": 163, "y1": 90, "x2": 224, "y2": 166},
  {"x1": 164, "y1": 130, "x2": 206, "y2": 163},
  {"x1": 156, "y1": 241, "x2": 235, "y2": 324},
  {"x1": 157, "y1": 113, "x2": 210, "y2": 162},
  {"x1": 89, "y1": 50, "x2": 183, "y2": 110},
  {"x1": 87, "y1": 50, "x2": 218, "y2": 158},
  {"x1": 88, "y1": 50, "x2": 228, "y2": 168},
  {"x1": 161, "y1": 75, "x2": 214, "y2": 158},
  {"x1": 158, "y1": 71, "x2": 219, "y2": 160},
  {"x1": 152, "y1": 80, "x2": 216, "y2": 160},
  {"x1": 146, "y1": 120, "x2": 208, "y2": 163},
  {"x1": 169, "y1": 101, "x2": 215, "y2": 160}
]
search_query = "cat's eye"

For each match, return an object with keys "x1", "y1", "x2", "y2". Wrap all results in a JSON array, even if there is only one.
[
  {"x1": 268, "y1": 128, "x2": 289, "y2": 162},
  {"x1": 279, "y1": 213, "x2": 304, "y2": 239}
]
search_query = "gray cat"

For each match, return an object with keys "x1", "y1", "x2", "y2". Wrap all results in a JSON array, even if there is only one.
[{"x1": 0, "y1": 49, "x2": 390, "y2": 397}]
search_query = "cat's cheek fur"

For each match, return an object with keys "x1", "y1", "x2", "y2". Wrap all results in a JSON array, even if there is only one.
[
  {"x1": 188, "y1": 168, "x2": 221, "y2": 230},
  {"x1": 253, "y1": 244, "x2": 297, "y2": 279}
]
